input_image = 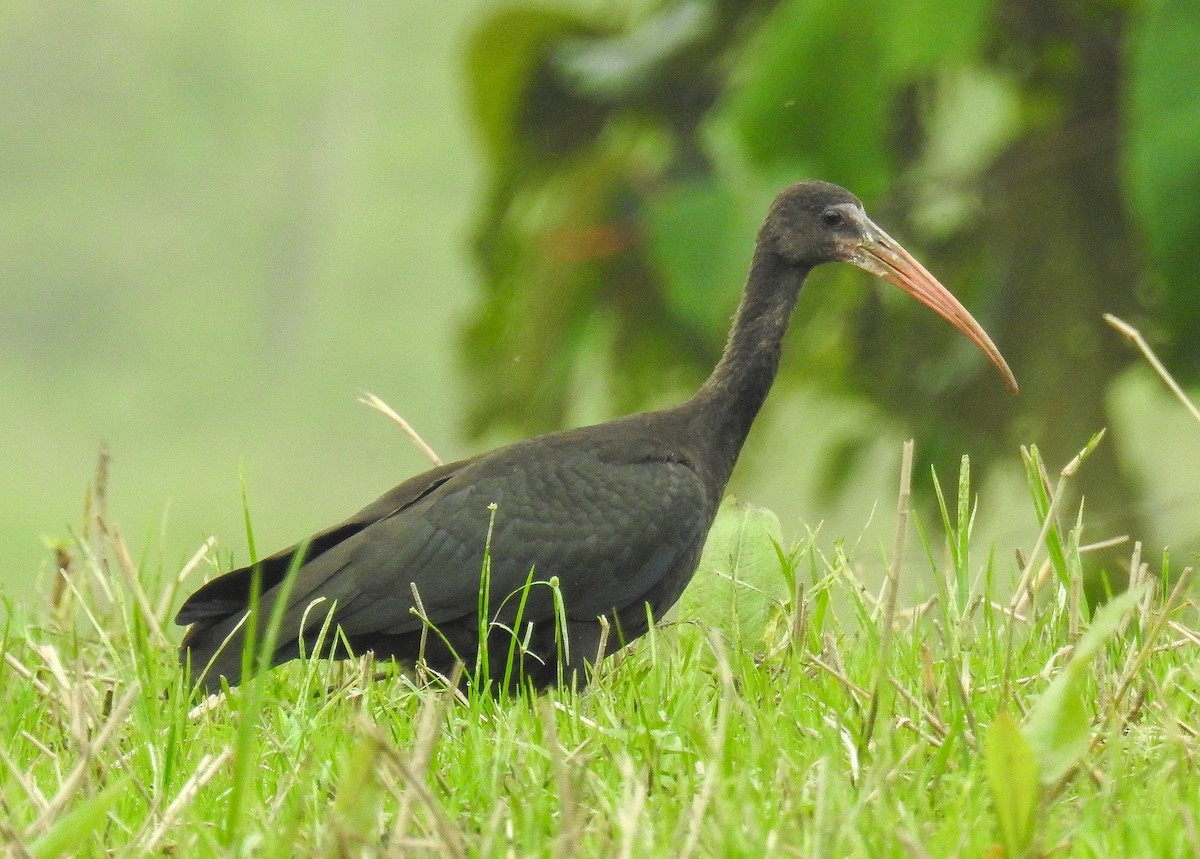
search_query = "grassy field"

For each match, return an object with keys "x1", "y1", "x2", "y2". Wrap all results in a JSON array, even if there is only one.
[{"x1": 2, "y1": 433, "x2": 1197, "y2": 858}]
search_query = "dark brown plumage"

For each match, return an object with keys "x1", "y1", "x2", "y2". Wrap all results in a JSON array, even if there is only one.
[{"x1": 176, "y1": 181, "x2": 1016, "y2": 695}]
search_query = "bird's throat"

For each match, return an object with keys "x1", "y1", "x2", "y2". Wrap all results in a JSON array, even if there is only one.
[{"x1": 687, "y1": 250, "x2": 808, "y2": 489}]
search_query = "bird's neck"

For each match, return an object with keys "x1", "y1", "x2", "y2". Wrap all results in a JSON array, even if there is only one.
[{"x1": 684, "y1": 248, "x2": 808, "y2": 489}]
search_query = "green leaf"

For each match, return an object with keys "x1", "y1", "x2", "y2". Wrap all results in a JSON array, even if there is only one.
[
  {"x1": 985, "y1": 711, "x2": 1039, "y2": 859},
  {"x1": 1126, "y1": 0, "x2": 1200, "y2": 369},
  {"x1": 1022, "y1": 584, "x2": 1145, "y2": 786},
  {"x1": 930, "y1": 456, "x2": 973, "y2": 611},
  {"x1": 327, "y1": 729, "x2": 386, "y2": 852},
  {"x1": 28, "y1": 777, "x2": 130, "y2": 859},
  {"x1": 876, "y1": 0, "x2": 992, "y2": 78},
  {"x1": 674, "y1": 498, "x2": 788, "y2": 645},
  {"x1": 954, "y1": 455, "x2": 972, "y2": 604},
  {"x1": 716, "y1": 0, "x2": 892, "y2": 195},
  {"x1": 644, "y1": 177, "x2": 752, "y2": 340},
  {"x1": 465, "y1": 8, "x2": 600, "y2": 163},
  {"x1": 552, "y1": 0, "x2": 715, "y2": 99},
  {"x1": 814, "y1": 434, "x2": 872, "y2": 502},
  {"x1": 240, "y1": 468, "x2": 257, "y2": 565},
  {"x1": 1020, "y1": 446, "x2": 1069, "y2": 589}
]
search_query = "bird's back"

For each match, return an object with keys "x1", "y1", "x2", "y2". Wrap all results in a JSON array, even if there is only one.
[{"x1": 177, "y1": 408, "x2": 719, "y2": 693}]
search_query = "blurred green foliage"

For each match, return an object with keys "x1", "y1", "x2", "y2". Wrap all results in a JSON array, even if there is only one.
[
  {"x1": 463, "y1": 0, "x2": 1200, "y2": 554},
  {"x1": 0, "y1": 4, "x2": 487, "y2": 596},
  {"x1": 4, "y1": 0, "x2": 1196, "y2": 601},
  {"x1": 1127, "y1": 0, "x2": 1200, "y2": 367}
]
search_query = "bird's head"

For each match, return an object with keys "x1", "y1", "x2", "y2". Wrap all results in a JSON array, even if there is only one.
[{"x1": 762, "y1": 180, "x2": 1018, "y2": 394}]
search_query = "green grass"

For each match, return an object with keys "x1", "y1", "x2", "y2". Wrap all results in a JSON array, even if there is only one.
[{"x1": 2, "y1": 442, "x2": 1198, "y2": 858}]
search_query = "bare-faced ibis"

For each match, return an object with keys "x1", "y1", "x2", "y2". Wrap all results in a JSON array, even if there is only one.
[{"x1": 176, "y1": 181, "x2": 1017, "y2": 695}]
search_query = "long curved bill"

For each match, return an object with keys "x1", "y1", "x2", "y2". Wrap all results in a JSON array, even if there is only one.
[{"x1": 849, "y1": 220, "x2": 1019, "y2": 394}]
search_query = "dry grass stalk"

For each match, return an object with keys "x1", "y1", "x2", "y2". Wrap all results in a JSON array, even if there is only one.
[
  {"x1": 477, "y1": 799, "x2": 509, "y2": 858},
  {"x1": 49, "y1": 545, "x2": 74, "y2": 617},
  {"x1": 1010, "y1": 432, "x2": 1105, "y2": 615},
  {"x1": 615, "y1": 754, "x2": 648, "y2": 859},
  {"x1": 156, "y1": 536, "x2": 216, "y2": 625},
  {"x1": 861, "y1": 440, "x2": 914, "y2": 756},
  {"x1": 539, "y1": 696, "x2": 584, "y2": 859},
  {"x1": 1011, "y1": 470, "x2": 1066, "y2": 614},
  {"x1": 593, "y1": 614, "x2": 610, "y2": 674},
  {"x1": 889, "y1": 672, "x2": 947, "y2": 744},
  {"x1": 369, "y1": 723, "x2": 466, "y2": 859},
  {"x1": 142, "y1": 748, "x2": 232, "y2": 853},
  {"x1": 85, "y1": 442, "x2": 110, "y2": 549},
  {"x1": 809, "y1": 631, "x2": 869, "y2": 706},
  {"x1": 3, "y1": 652, "x2": 52, "y2": 699},
  {"x1": 895, "y1": 826, "x2": 936, "y2": 859},
  {"x1": 360, "y1": 392, "x2": 444, "y2": 465},
  {"x1": 677, "y1": 629, "x2": 733, "y2": 859},
  {"x1": 0, "y1": 820, "x2": 35, "y2": 859},
  {"x1": 0, "y1": 741, "x2": 48, "y2": 814},
  {"x1": 24, "y1": 682, "x2": 140, "y2": 839},
  {"x1": 1104, "y1": 314, "x2": 1200, "y2": 427},
  {"x1": 950, "y1": 650, "x2": 980, "y2": 749},
  {"x1": 388, "y1": 670, "x2": 460, "y2": 851},
  {"x1": 1104, "y1": 566, "x2": 1195, "y2": 733},
  {"x1": 101, "y1": 521, "x2": 168, "y2": 647}
]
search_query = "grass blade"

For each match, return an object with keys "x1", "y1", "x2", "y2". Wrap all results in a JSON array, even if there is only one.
[{"x1": 986, "y1": 711, "x2": 1039, "y2": 859}]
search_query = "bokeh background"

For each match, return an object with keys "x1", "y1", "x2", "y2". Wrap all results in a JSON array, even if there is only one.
[{"x1": 3, "y1": 0, "x2": 1198, "y2": 604}]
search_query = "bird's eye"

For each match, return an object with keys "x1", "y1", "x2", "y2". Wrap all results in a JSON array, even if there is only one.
[{"x1": 821, "y1": 208, "x2": 844, "y2": 227}]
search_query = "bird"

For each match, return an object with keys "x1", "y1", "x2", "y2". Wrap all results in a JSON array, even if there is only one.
[{"x1": 176, "y1": 180, "x2": 1017, "y2": 696}]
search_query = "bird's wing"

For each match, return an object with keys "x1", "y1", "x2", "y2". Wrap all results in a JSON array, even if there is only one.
[
  {"x1": 238, "y1": 435, "x2": 712, "y2": 648},
  {"x1": 175, "y1": 456, "x2": 474, "y2": 626}
]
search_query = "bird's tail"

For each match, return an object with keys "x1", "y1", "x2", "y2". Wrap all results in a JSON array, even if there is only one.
[{"x1": 179, "y1": 613, "x2": 252, "y2": 696}]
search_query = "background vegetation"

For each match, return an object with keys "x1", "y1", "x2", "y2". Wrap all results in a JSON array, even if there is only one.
[
  {"x1": 0, "y1": 3, "x2": 488, "y2": 597},
  {"x1": 4, "y1": 0, "x2": 1199, "y2": 607},
  {"x1": 462, "y1": 0, "x2": 1200, "y2": 583},
  {"x1": 2, "y1": 2, "x2": 1198, "y2": 613}
]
